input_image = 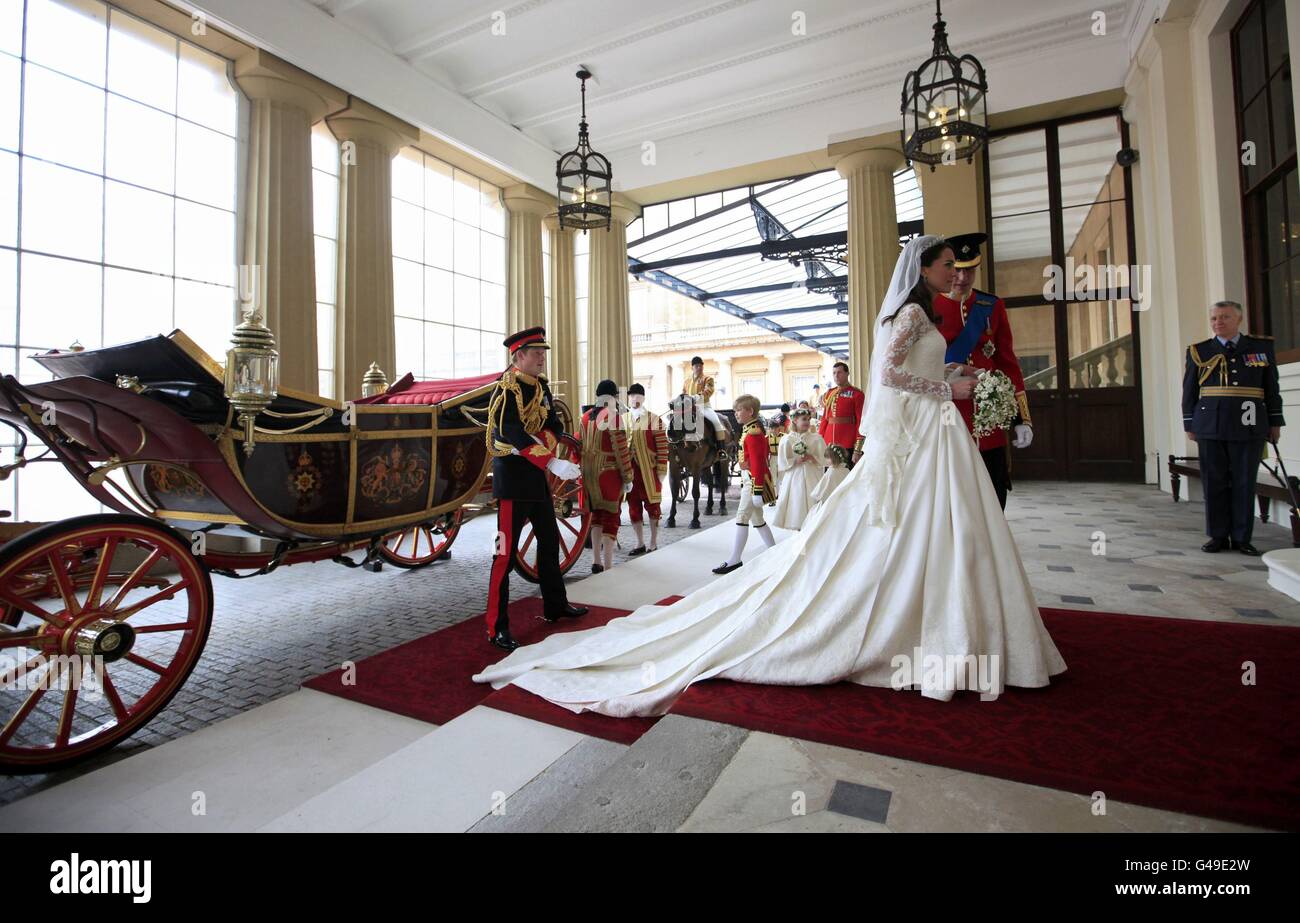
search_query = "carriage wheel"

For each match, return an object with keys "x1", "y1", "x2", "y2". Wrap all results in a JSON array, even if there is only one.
[
  {"x1": 673, "y1": 462, "x2": 690, "y2": 503},
  {"x1": 513, "y1": 442, "x2": 591, "y2": 583},
  {"x1": 380, "y1": 510, "x2": 463, "y2": 569},
  {"x1": 0, "y1": 514, "x2": 212, "y2": 773}
]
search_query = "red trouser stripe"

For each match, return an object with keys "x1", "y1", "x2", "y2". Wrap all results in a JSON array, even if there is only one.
[{"x1": 486, "y1": 499, "x2": 513, "y2": 634}]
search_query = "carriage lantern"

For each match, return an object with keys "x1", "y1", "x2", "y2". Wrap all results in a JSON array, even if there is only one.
[
  {"x1": 224, "y1": 306, "x2": 279, "y2": 456},
  {"x1": 361, "y1": 361, "x2": 389, "y2": 398},
  {"x1": 556, "y1": 68, "x2": 612, "y2": 232},
  {"x1": 900, "y1": 0, "x2": 988, "y2": 171}
]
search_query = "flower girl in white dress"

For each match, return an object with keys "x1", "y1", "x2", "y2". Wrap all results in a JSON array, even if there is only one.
[{"x1": 769, "y1": 407, "x2": 826, "y2": 529}]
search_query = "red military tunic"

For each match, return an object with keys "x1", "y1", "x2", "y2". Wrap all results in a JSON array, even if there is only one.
[
  {"x1": 934, "y1": 289, "x2": 1031, "y2": 452},
  {"x1": 817, "y1": 385, "x2": 865, "y2": 452},
  {"x1": 738, "y1": 419, "x2": 778, "y2": 503},
  {"x1": 580, "y1": 405, "x2": 634, "y2": 533}
]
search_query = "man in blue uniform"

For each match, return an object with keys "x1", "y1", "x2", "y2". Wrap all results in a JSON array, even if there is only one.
[
  {"x1": 484, "y1": 326, "x2": 588, "y2": 649},
  {"x1": 1182, "y1": 301, "x2": 1285, "y2": 555}
]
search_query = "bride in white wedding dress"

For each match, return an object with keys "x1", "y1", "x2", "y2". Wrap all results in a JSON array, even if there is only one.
[{"x1": 473, "y1": 235, "x2": 1066, "y2": 716}]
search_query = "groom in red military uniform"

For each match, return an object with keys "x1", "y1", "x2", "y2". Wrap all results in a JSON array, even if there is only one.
[
  {"x1": 819, "y1": 362, "x2": 866, "y2": 459},
  {"x1": 933, "y1": 233, "x2": 1034, "y2": 509}
]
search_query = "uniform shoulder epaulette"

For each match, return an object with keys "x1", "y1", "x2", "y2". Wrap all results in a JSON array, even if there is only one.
[
  {"x1": 972, "y1": 290, "x2": 999, "y2": 308},
  {"x1": 744, "y1": 419, "x2": 765, "y2": 434}
]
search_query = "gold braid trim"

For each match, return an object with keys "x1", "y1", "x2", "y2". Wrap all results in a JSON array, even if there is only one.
[
  {"x1": 1189, "y1": 344, "x2": 1229, "y2": 387},
  {"x1": 485, "y1": 368, "x2": 549, "y2": 458}
]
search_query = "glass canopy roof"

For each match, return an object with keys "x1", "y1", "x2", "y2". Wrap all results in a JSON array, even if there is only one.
[{"x1": 626, "y1": 168, "x2": 923, "y2": 358}]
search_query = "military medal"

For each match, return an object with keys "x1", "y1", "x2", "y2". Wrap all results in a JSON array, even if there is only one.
[{"x1": 982, "y1": 340, "x2": 996, "y2": 358}]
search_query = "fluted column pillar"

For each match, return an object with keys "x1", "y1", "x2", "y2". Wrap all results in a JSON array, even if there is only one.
[
  {"x1": 587, "y1": 199, "x2": 640, "y2": 396},
  {"x1": 765, "y1": 351, "x2": 785, "y2": 406},
  {"x1": 545, "y1": 216, "x2": 579, "y2": 410},
  {"x1": 326, "y1": 100, "x2": 417, "y2": 400},
  {"x1": 234, "y1": 50, "x2": 344, "y2": 392},
  {"x1": 716, "y1": 356, "x2": 733, "y2": 406},
  {"x1": 503, "y1": 184, "x2": 551, "y2": 334},
  {"x1": 835, "y1": 148, "x2": 906, "y2": 389}
]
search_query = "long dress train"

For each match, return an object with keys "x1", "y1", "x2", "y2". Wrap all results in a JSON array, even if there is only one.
[{"x1": 473, "y1": 303, "x2": 1066, "y2": 716}]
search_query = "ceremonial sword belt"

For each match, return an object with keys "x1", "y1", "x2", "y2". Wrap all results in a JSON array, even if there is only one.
[{"x1": 1199, "y1": 386, "x2": 1265, "y2": 398}]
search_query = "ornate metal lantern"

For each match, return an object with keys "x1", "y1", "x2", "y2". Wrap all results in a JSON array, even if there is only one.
[
  {"x1": 556, "y1": 68, "x2": 612, "y2": 231},
  {"x1": 361, "y1": 361, "x2": 389, "y2": 398},
  {"x1": 224, "y1": 306, "x2": 279, "y2": 456},
  {"x1": 900, "y1": 0, "x2": 988, "y2": 171}
]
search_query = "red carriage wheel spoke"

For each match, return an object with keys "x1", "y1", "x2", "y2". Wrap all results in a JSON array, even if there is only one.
[
  {"x1": 113, "y1": 579, "x2": 189, "y2": 620},
  {"x1": 0, "y1": 588, "x2": 61, "y2": 625},
  {"x1": 104, "y1": 547, "x2": 165, "y2": 612},
  {"x1": 45, "y1": 551, "x2": 81, "y2": 617},
  {"x1": 558, "y1": 516, "x2": 581, "y2": 537},
  {"x1": 84, "y1": 536, "x2": 119, "y2": 609},
  {"x1": 132, "y1": 621, "x2": 192, "y2": 634},
  {"x1": 56, "y1": 659, "x2": 81, "y2": 749},
  {"x1": 124, "y1": 652, "x2": 167, "y2": 675},
  {"x1": 0, "y1": 653, "x2": 45, "y2": 687},
  {"x1": 100, "y1": 670, "x2": 129, "y2": 723},
  {"x1": 518, "y1": 528, "x2": 536, "y2": 558},
  {"x1": 0, "y1": 692, "x2": 42, "y2": 746}
]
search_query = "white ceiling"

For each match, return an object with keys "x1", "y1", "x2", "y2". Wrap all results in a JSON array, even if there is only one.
[{"x1": 184, "y1": 0, "x2": 1146, "y2": 196}]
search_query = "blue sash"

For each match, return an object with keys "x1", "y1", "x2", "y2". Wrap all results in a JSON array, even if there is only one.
[{"x1": 944, "y1": 293, "x2": 996, "y2": 364}]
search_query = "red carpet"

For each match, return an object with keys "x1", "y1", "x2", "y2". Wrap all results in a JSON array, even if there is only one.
[
  {"x1": 307, "y1": 594, "x2": 1300, "y2": 830},
  {"x1": 303, "y1": 596, "x2": 670, "y2": 744},
  {"x1": 667, "y1": 601, "x2": 1300, "y2": 831}
]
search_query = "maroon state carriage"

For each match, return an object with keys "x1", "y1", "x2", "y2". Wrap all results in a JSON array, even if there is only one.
[{"x1": 0, "y1": 330, "x2": 589, "y2": 772}]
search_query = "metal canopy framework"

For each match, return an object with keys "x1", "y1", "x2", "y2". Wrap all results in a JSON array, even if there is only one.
[{"x1": 626, "y1": 169, "x2": 924, "y2": 358}]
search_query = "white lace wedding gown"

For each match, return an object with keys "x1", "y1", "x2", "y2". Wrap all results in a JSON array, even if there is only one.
[{"x1": 474, "y1": 303, "x2": 1066, "y2": 716}]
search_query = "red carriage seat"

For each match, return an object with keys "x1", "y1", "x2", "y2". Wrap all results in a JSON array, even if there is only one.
[{"x1": 354, "y1": 370, "x2": 502, "y2": 406}]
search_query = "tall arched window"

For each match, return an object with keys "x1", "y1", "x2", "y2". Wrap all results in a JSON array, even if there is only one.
[{"x1": 0, "y1": 0, "x2": 240, "y2": 522}]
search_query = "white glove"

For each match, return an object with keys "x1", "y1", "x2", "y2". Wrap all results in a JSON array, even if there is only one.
[
  {"x1": 623, "y1": 481, "x2": 633, "y2": 494},
  {"x1": 750, "y1": 493, "x2": 764, "y2": 508},
  {"x1": 546, "y1": 457, "x2": 581, "y2": 480},
  {"x1": 1012, "y1": 424, "x2": 1033, "y2": 449}
]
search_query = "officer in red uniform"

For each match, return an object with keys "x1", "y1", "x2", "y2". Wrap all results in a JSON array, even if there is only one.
[
  {"x1": 819, "y1": 362, "x2": 866, "y2": 458},
  {"x1": 933, "y1": 233, "x2": 1033, "y2": 509},
  {"x1": 483, "y1": 326, "x2": 588, "y2": 650}
]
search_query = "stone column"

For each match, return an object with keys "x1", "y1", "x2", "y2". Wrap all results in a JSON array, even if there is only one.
[
  {"x1": 835, "y1": 148, "x2": 906, "y2": 389},
  {"x1": 765, "y1": 351, "x2": 785, "y2": 406},
  {"x1": 544, "y1": 216, "x2": 579, "y2": 410},
  {"x1": 587, "y1": 198, "x2": 640, "y2": 396},
  {"x1": 326, "y1": 99, "x2": 417, "y2": 400},
  {"x1": 503, "y1": 184, "x2": 551, "y2": 334},
  {"x1": 234, "y1": 50, "x2": 345, "y2": 393},
  {"x1": 716, "y1": 356, "x2": 733, "y2": 407}
]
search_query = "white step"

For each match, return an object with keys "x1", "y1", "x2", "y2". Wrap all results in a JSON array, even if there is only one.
[
  {"x1": 1262, "y1": 548, "x2": 1300, "y2": 619},
  {"x1": 0, "y1": 689, "x2": 433, "y2": 831}
]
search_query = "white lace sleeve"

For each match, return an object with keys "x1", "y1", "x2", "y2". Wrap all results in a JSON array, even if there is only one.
[{"x1": 880, "y1": 303, "x2": 952, "y2": 401}]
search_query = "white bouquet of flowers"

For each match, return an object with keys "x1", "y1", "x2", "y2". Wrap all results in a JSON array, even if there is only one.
[
  {"x1": 971, "y1": 369, "x2": 1017, "y2": 438},
  {"x1": 792, "y1": 439, "x2": 807, "y2": 457}
]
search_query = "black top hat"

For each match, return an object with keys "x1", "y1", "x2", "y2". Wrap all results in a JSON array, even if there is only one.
[
  {"x1": 503, "y1": 326, "x2": 550, "y2": 354},
  {"x1": 595, "y1": 378, "x2": 619, "y2": 398},
  {"x1": 945, "y1": 232, "x2": 988, "y2": 269}
]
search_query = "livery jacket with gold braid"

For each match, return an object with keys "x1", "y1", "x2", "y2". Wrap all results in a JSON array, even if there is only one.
[
  {"x1": 486, "y1": 367, "x2": 567, "y2": 501},
  {"x1": 623, "y1": 408, "x2": 669, "y2": 504},
  {"x1": 737, "y1": 419, "x2": 778, "y2": 504},
  {"x1": 1182, "y1": 334, "x2": 1284, "y2": 440}
]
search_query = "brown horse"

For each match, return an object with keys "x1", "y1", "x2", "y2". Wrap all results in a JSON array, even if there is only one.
[{"x1": 663, "y1": 395, "x2": 735, "y2": 529}]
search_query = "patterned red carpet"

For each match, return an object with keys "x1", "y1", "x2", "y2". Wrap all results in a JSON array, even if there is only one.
[{"x1": 307, "y1": 596, "x2": 1300, "y2": 829}]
